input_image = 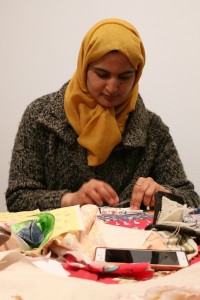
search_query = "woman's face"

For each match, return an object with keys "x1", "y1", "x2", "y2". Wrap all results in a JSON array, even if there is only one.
[{"x1": 86, "y1": 51, "x2": 136, "y2": 108}]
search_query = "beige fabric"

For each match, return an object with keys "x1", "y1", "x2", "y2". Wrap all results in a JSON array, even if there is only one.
[
  {"x1": 157, "y1": 196, "x2": 187, "y2": 223},
  {"x1": 1, "y1": 250, "x2": 200, "y2": 300},
  {"x1": 157, "y1": 196, "x2": 198, "y2": 228}
]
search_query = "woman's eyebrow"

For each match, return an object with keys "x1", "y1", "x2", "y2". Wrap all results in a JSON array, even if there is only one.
[
  {"x1": 93, "y1": 67, "x2": 108, "y2": 72},
  {"x1": 93, "y1": 67, "x2": 135, "y2": 74},
  {"x1": 120, "y1": 70, "x2": 135, "y2": 75}
]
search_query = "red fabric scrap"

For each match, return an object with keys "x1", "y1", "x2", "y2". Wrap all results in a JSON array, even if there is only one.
[{"x1": 62, "y1": 261, "x2": 154, "y2": 283}]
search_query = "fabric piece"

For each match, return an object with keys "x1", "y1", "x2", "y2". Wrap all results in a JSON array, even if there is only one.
[
  {"x1": 28, "y1": 255, "x2": 69, "y2": 277},
  {"x1": 64, "y1": 18, "x2": 145, "y2": 166},
  {"x1": 97, "y1": 222, "x2": 151, "y2": 248},
  {"x1": 190, "y1": 245, "x2": 200, "y2": 265},
  {"x1": 0, "y1": 225, "x2": 31, "y2": 252},
  {"x1": 97, "y1": 211, "x2": 153, "y2": 229},
  {"x1": 157, "y1": 197, "x2": 187, "y2": 223},
  {"x1": 62, "y1": 260, "x2": 154, "y2": 283},
  {"x1": 143, "y1": 230, "x2": 198, "y2": 261}
]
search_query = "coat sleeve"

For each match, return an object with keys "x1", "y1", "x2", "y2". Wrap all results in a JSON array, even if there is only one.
[
  {"x1": 119, "y1": 114, "x2": 200, "y2": 208},
  {"x1": 6, "y1": 100, "x2": 69, "y2": 212},
  {"x1": 151, "y1": 125, "x2": 200, "y2": 207}
]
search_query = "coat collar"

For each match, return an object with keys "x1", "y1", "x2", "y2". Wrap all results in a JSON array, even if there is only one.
[
  {"x1": 37, "y1": 83, "x2": 149, "y2": 148},
  {"x1": 37, "y1": 82, "x2": 77, "y2": 145},
  {"x1": 122, "y1": 94, "x2": 149, "y2": 148}
]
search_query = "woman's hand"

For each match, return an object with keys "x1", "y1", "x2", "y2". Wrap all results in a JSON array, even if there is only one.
[
  {"x1": 61, "y1": 179, "x2": 119, "y2": 207},
  {"x1": 130, "y1": 177, "x2": 170, "y2": 210}
]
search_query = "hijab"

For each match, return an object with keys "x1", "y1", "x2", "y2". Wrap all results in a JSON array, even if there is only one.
[{"x1": 64, "y1": 18, "x2": 145, "y2": 166}]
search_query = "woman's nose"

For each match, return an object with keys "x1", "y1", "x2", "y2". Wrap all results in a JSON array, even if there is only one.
[{"x1": 105, "y1": 78, "x2": 119, "y2": 94}]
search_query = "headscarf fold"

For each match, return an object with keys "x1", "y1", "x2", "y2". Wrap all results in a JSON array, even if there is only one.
[{"x1": 64, "y1": 18, "x2": 145, "y2": 166}]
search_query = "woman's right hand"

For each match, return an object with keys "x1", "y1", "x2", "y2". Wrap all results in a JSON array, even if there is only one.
[{"x1": 61, "y1": 179, "x2": 119, "y2": 207}]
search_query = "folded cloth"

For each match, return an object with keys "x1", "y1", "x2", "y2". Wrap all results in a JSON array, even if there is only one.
[{"x1": 14, "y1": 220, "x2": 45, "y2": 248}]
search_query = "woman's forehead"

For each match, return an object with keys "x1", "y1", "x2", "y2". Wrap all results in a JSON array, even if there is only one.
[{"x1": 88, "y1": 51, "x2": 135, "y2": 71}]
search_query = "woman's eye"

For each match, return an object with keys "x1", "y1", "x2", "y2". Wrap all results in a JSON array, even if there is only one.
[
  {"x1": 119, "y1": 75, "x2": 132, "y2": 80},
  {"x1": 95, "y1": 71, "x2": 133, "y2": 80},
  {"x1": 96, "y1": 72, "x2": 109, "y2": 79},
  {"x1": 97, "y1": 73, "x2": 108, "y2": 78}
]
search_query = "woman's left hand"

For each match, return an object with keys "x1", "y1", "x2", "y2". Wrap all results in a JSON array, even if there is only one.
[{"x1": 130, "y1": 177, "x2": 170, "y2": 210}]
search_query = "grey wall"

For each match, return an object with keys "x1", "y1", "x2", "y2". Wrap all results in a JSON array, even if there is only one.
[{"x1": 1, "y1": 0, "x2": 200, "y2": 211}]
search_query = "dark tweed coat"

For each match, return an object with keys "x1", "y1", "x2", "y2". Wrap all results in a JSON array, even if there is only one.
[{"x1": 6, "y1": 83, "x2": 200, "y2": 211}]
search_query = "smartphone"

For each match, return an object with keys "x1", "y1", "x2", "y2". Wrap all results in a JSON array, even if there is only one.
[{"x1": 95, "y1": 247, "x2": 189, "y2": 271}]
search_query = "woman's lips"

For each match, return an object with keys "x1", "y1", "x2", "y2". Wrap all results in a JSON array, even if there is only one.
[{"x1": 103, "y1": 94, "x2": 117, "y2": 101}]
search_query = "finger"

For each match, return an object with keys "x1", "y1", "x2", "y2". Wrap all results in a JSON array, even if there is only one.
[
  {"x1": 78, "y1": 190, "x2": 95, "y2": 205},
  {"x1": 134, "y1": 177, "x2": 145, "y2": 188},
  {"x1": 148, "y1": 197, "x2": 155, "y2": 208},
  {"x1": 83, "y1": 182, "x2": 118, "y2": 206},
  {"x1": 85, "y1": 189, "x2": 104, "y2": 206},
  {"x1": 81, "y1": 180, "x2": 119, "y2": 206},
  {"x1": 130, "y1": 180, "x2": 150, "y2": 209},
  {"x1": 96, "y1": 184, "x2": 119, "y2": 206},
  {"x1": 130, "y1": 185, "x2": 145, "y2": 209},
  {"x1": 147, "y1": 184, "x2": 168, "y2": 207},
  {"x1": 81, "y1": 183, "x2": 102, "y2": 205},
  {"x1": 142, "y1": 184, "x2": 156, "y2": 207}
]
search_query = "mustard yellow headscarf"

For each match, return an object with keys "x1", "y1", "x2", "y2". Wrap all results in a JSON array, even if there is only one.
[{"x1": 64, "y1": 18, "x2": 145, "y2": 166}]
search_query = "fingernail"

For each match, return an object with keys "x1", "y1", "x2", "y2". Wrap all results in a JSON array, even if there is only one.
[
  {"x1": 110, "y1": 197, "x2": 119, "y2": 206},
  {"x1": 131, "y1": 205, "x2": 139, "y2": 210}
]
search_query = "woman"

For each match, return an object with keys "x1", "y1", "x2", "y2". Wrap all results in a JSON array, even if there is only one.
[{"x1": 6, "y1": 18, "x2": 200, "y2": 211}]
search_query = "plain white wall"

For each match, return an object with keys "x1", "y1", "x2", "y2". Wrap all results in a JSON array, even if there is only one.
[{"x1": 1, "y1": 0, "x2": 200, "y2": 211}]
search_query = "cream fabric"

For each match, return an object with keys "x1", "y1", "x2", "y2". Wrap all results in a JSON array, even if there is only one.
[{"x1": 1, "y1": 250, "x2": 200, "y2": 300}]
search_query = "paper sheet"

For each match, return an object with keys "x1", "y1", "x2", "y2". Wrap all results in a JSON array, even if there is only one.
[
  {"x1": 0, "y1": 205, "x2": 85, "y2": 239},
  {"x1": 48, "y1": 205, "x2": 85, "y2": 238},
  {"x1": 0, "y1": 209, "x2": 40, "y2": 222}
]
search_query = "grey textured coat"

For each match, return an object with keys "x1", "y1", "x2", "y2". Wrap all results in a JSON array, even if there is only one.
[{"x1": 6, "y1": 83, "x2": 200, "y2": 211}]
